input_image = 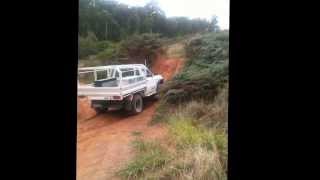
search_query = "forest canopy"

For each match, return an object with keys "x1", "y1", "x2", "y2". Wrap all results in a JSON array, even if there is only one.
[{"x1": 79, "y1": 0, "x2": 219, "y2": 41}]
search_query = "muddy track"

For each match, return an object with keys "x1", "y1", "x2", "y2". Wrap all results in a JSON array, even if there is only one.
[{"x1": 77, "y1": 53, "x2": 184, "y2": 180}]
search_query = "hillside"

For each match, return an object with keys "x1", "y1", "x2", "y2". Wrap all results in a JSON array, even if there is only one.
[{"x1": 117, "y1": 31, "x2": 228, "y2": 180}]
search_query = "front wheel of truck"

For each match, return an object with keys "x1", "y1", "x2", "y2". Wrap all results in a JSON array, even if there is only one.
[{"x1": 151, "y1": 82, "x2": 161, "y2": 100}]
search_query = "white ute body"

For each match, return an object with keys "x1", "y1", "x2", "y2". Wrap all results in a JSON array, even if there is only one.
[{"x1": 78, "y1": 64, "x2": 164, "y2": 113}]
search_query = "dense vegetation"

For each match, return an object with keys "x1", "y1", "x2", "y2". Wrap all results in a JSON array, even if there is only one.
[
  {"x1": 78, "y1": 32, "x2": 165, "y2": 67},
  {"x1": 79, "y1": 0, "x2": 218, "y2": 41},
  {"x1": 78, "y1": 0, "x2": 219, "y2": 64},
  {"x1": 119, "y1": 88, "x2": 228, "y2": 180},
  {"x1": 159, "y1": 32, "x2": 229, "y2": 105},
  {"x1": 118, "y1": 32, "x2": 229, "y2": 180}
]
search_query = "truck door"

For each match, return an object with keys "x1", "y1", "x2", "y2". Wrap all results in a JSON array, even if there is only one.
[{"x1": 143, "y1": 68, "x2": 157, "y2": 95}]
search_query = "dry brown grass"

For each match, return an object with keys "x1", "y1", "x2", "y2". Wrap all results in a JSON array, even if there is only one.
[{"x1": 165, "y1": 42, "x2": 186, "y2": 59}]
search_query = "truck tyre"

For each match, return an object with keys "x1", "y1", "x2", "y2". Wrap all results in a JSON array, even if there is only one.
[
  {"x1": 131, "y1": 94, "x2": 143, "y2": 114},
  {"x1": 156, "y1": 82, "x2": 161, "y2": 93}
]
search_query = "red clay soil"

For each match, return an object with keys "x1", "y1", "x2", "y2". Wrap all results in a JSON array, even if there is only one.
[
  {"x1": 77, "y1": 55, "x2": 183, "y2": 180},
  {"x1": 151, "y1": 54, "x2": 184, "y2": 81}
]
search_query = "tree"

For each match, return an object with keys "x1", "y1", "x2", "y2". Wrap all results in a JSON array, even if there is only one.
[
  {"x1": 79, "y1": 0, "x2": 215, "y2": 41},
  {"x1": 209, "y1": 15, "x2": 220, "y2": 32}
]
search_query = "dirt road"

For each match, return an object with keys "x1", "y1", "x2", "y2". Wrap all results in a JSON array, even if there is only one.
[{"x1": 77, "y1": 52, "x2": 183, "y2": 180}]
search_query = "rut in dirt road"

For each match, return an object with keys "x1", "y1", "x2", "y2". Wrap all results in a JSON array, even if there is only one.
[{"x1": 77, "y1": 53, "x2": 184, "y2": 180}]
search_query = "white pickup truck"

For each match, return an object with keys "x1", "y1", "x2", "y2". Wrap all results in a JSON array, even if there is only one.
[{"x1": 78, "y1": 64, "x2": 164, "y2": 114}]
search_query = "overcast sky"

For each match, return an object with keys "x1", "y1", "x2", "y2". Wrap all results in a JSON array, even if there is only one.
[{"x1": 115, "y1": 0, "x2": 229, "y2": 30}]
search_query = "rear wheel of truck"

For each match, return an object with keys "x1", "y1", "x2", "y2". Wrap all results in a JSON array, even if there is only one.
[
  {"x1": 131, "y1": 94, "x2": 143, "y2": 114},
  {"x1": 94, "y1": 107, "x2": 107, "y2": 114}
]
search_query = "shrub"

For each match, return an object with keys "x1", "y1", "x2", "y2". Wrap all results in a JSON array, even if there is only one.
[
  {"x1": 153, "y1": 84, "x2": 228, "y2": 128},
  {"x1": 95, "y1": 42, "x2": 121, "y2": 60},
  {"x1": 78, "y1": 32, "x2": 100, "y2": 59},
  {"x1": 160, "y1": 32, "x2": 229, "y2": 104},
  {"x1": 121, "y1": 33, "x2": 164, "y2": 65}
]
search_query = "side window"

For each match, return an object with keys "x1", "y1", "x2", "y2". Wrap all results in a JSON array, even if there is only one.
[
  {"x1": 135, "y1": 70, "x2": 140, "y2": 76},
  {"x1": 122, "y1": 71, "x2": 134, "y2": 78}
]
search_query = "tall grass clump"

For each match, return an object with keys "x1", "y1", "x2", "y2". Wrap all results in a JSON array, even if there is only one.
[
  {"x1": 158, "y1": 146, "x2": 226, "y2": 180},
  {"x1": 168, "y1": 116, "x2": 215, "y2": 150},
  {"x1": 147, "y1": 86, "x2": 228, "y2": 180},
  {"x1": 126, "y1": 112, "x2": 227, "y2": 180},
  {"x1": 117, "y1": 138, "x2": 172, "y2": 180}
]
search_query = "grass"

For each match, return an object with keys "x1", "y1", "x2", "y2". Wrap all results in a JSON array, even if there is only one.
[
  {"x1": 153, "y1": 83, "x2": 228, "y2": 128},
  {"x1": 119, "y1": 87, "x2": 228, "y2": 179},
  {"x1": 146, "y1": 86, "x2": 228, "y2": 180},
  {"x1": 151, "y1": 100, "x2": 171, "y2": 125},
  {"x1": 131, "y1": 131, "x2": 143, "y2": 137},
  {"x1": 167, "y1": 110, "x2": 228, "y2": 173},
  {"x1": 159, "y1": 146, "x2": 227, "y2": 180},
  {"x1": 117, "y1": 139, "x2": 172, "y2": 180},
  {"x1": 120, "y1": 120, "x2": 227, "y2": 180},
  {"x1": 165, "y1": 42, "x2": 186, "y2": 59},
  {"x1": 168, "y1": 117, "x2": 215, "y2": 150}
]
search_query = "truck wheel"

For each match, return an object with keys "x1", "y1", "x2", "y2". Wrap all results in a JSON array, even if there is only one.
[
  {"x1": 156, "y1": 82, "x2": 160, "y2": 93},
  {"x1": 131, "y1": 94, "x2": 143, "y2": 114}
]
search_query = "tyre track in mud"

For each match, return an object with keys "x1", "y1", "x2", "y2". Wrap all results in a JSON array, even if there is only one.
[{"x1": 77, "y1": 52, "x2": 184, "y2": 180}]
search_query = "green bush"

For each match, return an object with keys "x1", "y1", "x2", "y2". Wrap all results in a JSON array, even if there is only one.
[
  {"x1": 78, "y1": 32, "x2": 100, "y2": 59},
  {"x1": 95, "y1": 42, "x2": 121, "y2": 60},
  {"x1": 96, "y1": 41, "x2": 110, "y2": 51},
  {"x1": 78, "y1": 31, "x2": 122, "y2": 60},
  {"x1": 121, "y1": 33, "x2": 164, "y2": 65},
  {"x1": 161, "y1": 32, "x2": 229, "y2": 104}
]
